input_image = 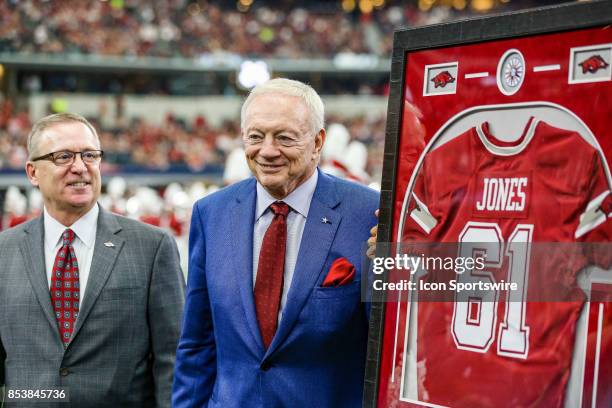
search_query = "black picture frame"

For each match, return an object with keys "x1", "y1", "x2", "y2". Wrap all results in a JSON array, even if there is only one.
[{"x1": 363, "y1": 1, "x2": 612, "y2": 406}]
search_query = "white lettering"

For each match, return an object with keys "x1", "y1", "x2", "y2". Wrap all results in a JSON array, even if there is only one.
[
  {"x1": 506, "y1": 178, "x2": 517, "y2": 211},
  {"x1": 487, "y1": 178, "x2": 498, "y2": 209},
  {"x1": 372, "y1": 279, "x2": 416, "y2": 291},
  {"x1": 448, "y1": 280, "x2": 518, "y2": 292},
  {"x1": 476, "y1": 178, "x2": 488, "y2": 210},
  {"x1": 477, "y1": 177, "x2": 528, "y2": 212},
  {"x1": 420, "y1": 280, "x2": 447, "y2": 291},
  {"x1": 495, "y1": 178, "x2": 510, "y2": 211},
  {"x1": 516, "y1": 177, "x2": 527, "y2": 210}
]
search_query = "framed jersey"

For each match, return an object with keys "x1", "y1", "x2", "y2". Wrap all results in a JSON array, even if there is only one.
[{"x1": 365, "y1": 2, "x2": 612, "y2": 408}]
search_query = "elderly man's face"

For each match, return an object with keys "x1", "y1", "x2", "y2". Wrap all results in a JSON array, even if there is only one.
[
  {"x1": 243, "y1": 93, "x2": 324, "y2": 199},
  {"x1": 26, "y1": 121, "x2": 102, "y2": 221}
]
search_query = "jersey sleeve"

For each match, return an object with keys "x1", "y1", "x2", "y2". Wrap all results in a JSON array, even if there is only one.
[
  {"x1": 575, "y1": 150, "x2": 611, "y2": 240},
  {"x1": 575, "y1": 149, "x2": 611, "y2": 270},
  {"x1": 401, "y1": 157, "x2": 438, "y2": 242}
]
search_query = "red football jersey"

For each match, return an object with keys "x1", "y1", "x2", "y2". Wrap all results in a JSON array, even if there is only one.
[{"x1": 400, "y1": 118, "x2": 611, "y2": 407}]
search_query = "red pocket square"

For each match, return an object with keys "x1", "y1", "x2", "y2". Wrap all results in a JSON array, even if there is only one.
[{"x1": 322, "y1": 257, "x2": 355, "y2": 287}]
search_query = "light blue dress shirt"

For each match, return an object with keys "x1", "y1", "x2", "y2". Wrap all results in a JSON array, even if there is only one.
[{"x1": 253, "y1": 170, "x2": 318, "y2": 322}]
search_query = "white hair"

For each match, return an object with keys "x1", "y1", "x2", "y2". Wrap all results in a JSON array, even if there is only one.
[{"x1": 240, "y1": 78, "x2": 325, "y2": 134}]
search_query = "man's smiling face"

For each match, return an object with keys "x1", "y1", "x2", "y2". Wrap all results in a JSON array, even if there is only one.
[
  {"x1": 26, "y1": 121, "x2": 102, "y2": 223},
  {"x1": 242, "y1": 93, "x2": 324, "y2": 199}
]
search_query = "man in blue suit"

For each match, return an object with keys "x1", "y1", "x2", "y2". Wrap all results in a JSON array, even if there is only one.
[{"x1": 173, "y1": 78, "x2": 379, "y2": 407}]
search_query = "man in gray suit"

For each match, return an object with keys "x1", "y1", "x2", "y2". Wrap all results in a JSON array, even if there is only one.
[{"x1": 0, "y1": 113, "x2": 185, "y2": 407}]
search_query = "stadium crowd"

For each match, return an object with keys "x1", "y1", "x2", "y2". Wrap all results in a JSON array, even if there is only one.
[
  {"x1": 0, "y1": 0, "x2": 490, "y2": 59},
  {"x1": 0, "y1": 100, "x2": 386, "y2": 178},
  {"x1": 0, "y1": 101, "x2": 385, "y2": 174}
]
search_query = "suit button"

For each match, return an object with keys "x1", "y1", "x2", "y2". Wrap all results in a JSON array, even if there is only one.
[
  {"x1": 59, "y1": 368, "x2": 70, "y2": 376},
  {"x1": 260, "y1": 361, "x2": 272, "y2": 371}
]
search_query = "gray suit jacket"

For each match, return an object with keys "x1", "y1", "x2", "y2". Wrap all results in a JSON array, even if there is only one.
[{"x1": 0, "y1": 207, "x2": 185, "y2": 407}]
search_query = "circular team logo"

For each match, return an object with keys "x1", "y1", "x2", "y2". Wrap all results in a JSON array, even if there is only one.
[{"x1": 497, "y1": 49, "x2": 526, "y2": 95}]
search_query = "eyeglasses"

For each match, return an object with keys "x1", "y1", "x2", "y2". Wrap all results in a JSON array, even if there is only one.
[{"x1": 31, "y1": 150, "x2": 104, "y2": 166}]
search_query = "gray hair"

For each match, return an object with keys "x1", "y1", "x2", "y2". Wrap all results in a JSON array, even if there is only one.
[
  {"x1": 27, "y1": 112, "x2": 100, "y2": 160},
  {"x1": 240, "y1": 78, "x2": 325, "y2": 134}
]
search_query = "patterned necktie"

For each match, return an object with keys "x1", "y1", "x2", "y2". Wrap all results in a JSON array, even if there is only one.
[
  {"x1": 51, "y1": 229, "x2": 80, "y2": 348},
  {"x1": 254, "y1": 201, "x2": 290, "y2": 349}
]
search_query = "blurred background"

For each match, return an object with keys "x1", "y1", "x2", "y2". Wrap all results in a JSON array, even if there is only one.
[{"x1": 0, "y1": 0, "x2": 574, "y2": 272}]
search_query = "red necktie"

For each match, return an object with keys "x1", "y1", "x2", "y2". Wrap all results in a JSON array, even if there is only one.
[
  {"x1": 51, "y1": 229, "x2": 80, "y2": 348},
  {"x1": 254, "y1": 201, "x2": 289, "y2": 348}
]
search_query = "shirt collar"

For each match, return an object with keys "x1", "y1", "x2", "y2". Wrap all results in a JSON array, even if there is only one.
[
  {"x1": 255, "y1": 169, "x2": 318, "y2": 220},
  {"x1": 44, "y1": 204, "x2": 99, "y2": 249}
]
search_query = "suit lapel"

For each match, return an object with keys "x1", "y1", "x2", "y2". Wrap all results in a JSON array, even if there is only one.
[
  {"x1": 230, "y1": 179, "x2": 265, "y2": 353},
  {"x1": 20, "y1": 217, "x2": 62, "y2": 345},
  {"x1": 71, "y1": 209, "x2": 124, "y2": 341},
  {"x1": 265, "y1": 172, "x2": 341, "y2": 357}
]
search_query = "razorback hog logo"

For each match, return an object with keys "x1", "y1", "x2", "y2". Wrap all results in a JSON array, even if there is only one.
[
  {"x1": 431, "y1": 71, "x2": 455, "y2": 88},
  {"x1": 579, "y1": 55, "x2": 609, "y2": 74}
]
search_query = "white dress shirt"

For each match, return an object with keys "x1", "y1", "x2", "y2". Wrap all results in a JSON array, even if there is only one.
[
  {"x1": 253, "y1": 170, "x2": 318, "y2": 322},
  {"x1": 44, "y1": 204, "x2": 98, "y2": 304}
]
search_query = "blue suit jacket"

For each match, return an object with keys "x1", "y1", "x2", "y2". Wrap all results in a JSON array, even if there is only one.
[{"x1": 172, "y1": 170, "x2": 379, "y2": 408}]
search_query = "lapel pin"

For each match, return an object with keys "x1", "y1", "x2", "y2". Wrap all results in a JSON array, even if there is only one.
[
  {"x1": 104, "y1": 241, "x2": 115, "y2": 247},
  {"x1": 321, "y1": 217, "x2": 331, "y2": 224}
]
